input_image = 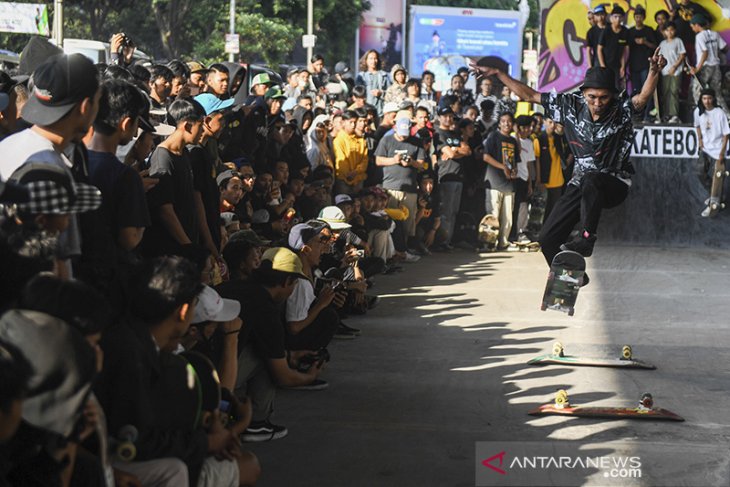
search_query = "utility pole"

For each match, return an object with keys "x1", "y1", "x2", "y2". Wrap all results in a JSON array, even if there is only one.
[
  {"x1": 229, "y1": 0, "x2": 236, "y2": 62},
  {"x1": 53, "y1": 0, "x2": 63, "y2": 46},
  {"x1": 306, "y1": 0, "x2": 313, "y2": 64}
]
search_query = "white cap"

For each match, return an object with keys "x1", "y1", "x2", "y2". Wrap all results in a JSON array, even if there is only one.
[
  {"x1": 334, "y1": 194, "x2": 352, "y2": 205},
  {"x1": 383, "y1": 102, "x2": 399, "y2": 114},
  {"x1": 192, "y1": 285, "x2": 241, "y2": 324},
  {"x1": 317, "y1": 206, "x2": 351, "y2": 230}
]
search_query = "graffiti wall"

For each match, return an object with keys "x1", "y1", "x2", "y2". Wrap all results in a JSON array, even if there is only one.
[{"x1": 537, "y1": 0, "x2": 730, "y2": 92}]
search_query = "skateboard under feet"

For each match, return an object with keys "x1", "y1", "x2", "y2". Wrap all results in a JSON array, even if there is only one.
[{"x1": 541, "y1": 250, "x2": 585, "y2": 316}]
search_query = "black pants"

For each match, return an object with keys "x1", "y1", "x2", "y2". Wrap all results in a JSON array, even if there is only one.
[
  {"x1": 509, "y1": 179, "x2": 529, "y2": 241},
  {"x1": 286, "y1": 306, "x2": 340, "y2": 351},
  {"x1": 539, "y1": 172, "x2": 629, "y2": 265},
  {"x1": 543, "y1": 186, "x2": 564, "y2": 223}
]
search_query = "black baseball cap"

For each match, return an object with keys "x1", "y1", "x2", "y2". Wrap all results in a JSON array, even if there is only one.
[
  {"x1": 437, "y1": 106, "x2": 454, "y2": 116},
  {"x1": 23, "y1": 54, "x2": 100, "y2": 127}
]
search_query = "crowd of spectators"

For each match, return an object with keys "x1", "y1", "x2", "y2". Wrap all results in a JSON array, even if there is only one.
[{"x1": 586, "y1": 2, "x2": 730, "y2": 123}]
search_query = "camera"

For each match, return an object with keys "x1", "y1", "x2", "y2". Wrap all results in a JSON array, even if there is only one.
[
  {"x1": 354, "y1": 249, "x2": 365, "y2": 259},
  {"x1": 395, "y1": 149, "x2": 411, "y2": 163},
  {"x1": 120, "y1": 33, "x2": 134, "y2": 48}
]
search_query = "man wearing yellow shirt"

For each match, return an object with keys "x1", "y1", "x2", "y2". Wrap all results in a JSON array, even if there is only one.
[
  {"x1": 535, "y1": 117, "x2": 570, "y2": 222},
  {"x1": 333, "y1": 110, "x2": 369, "y2": 195}
]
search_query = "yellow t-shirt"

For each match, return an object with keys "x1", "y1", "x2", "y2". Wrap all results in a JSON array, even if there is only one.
[{"x1": 545, "y1": 135, "x2": 564, "y2": 189}]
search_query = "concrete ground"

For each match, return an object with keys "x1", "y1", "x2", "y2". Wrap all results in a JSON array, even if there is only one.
[{"x1": 248, "y1": 245, "x2": 730, "y2": 487}]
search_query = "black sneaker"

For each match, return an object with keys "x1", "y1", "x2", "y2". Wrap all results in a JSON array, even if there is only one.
[
  {"x1": 241, "y1": 420, "x2": 288, "y2": 442},
  {"x1": 339, "y1": 321, "x2": 361, "y2": 336},
  {"x1": 560, "y1": 234, "x2": 597, "y2": 257},
  {"x1": 284, "y1": 378, "x2": 329, "y2": 391},
  {"x1": 366, "y1": 295, "x2": 379, "y2": 309},
  {"x1": 333, "y1": 324, "x2": 357, "y2": 339}
]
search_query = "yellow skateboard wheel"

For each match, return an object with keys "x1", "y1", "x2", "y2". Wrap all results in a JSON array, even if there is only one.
[
  {"x1": 552, "y1": 342, "x2": 564, "y2": 357},
  {"x1": 117, "y1": 442, "x2": 137, "y2": 462},
  {"x1": 621, "y1": 345, "x2": 632, "y2": 360},
  {"x1": 555, "y1": 389, "x2": 569, "y2": 407}
]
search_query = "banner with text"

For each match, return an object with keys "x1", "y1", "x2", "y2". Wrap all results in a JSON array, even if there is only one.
[
  {"x1": 630, "y1": 125, "x2": 730, "y2": 159},
  {"x1": 0, "y1": 3, "x2": 49, "y2": 36},
  {"x1": 408, "y1": 5, "x2": 522, "y2": 92}
]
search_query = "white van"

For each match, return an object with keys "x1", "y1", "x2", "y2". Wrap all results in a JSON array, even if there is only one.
[{"x1": 58, "y1": 38, "x2": 152, "y2": 65}]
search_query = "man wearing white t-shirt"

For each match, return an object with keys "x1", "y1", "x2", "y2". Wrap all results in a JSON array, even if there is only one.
[
  {"x1": 510, "y1": 115, "x2": 536, "y2": 243},
  {"x1": 694, "y1": 88, "x2": 730, "y2": 216},
  {"x1": 657, "y1": 22, "x2": 686, "y2": 123},
  {"x1": 689, "y1": 14, "x2": 729, "y2": 115}
]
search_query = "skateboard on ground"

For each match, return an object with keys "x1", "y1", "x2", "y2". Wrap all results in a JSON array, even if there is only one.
[
  {"x1": 541, "y1": 250, "x2": 585, "y2": 316},
  {"x1": 707, "y1": 158, "x2": 728, "y2": 217},
  {"x1": 527, "y1": 342, "x2": 656, "y2": 369},
  {"x1": 515, "y1": 241, "x2": 540, "y2": 252},
  {"x1": 529, "y1": 390, "x2": 684, "y2": 421}
]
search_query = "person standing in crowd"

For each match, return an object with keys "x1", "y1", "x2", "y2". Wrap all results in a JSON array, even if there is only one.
[
  {"x1": 0, "y1": 53, "x2": 101, "y2": 279},
  {"x1": 670, "y1": 0, "x2": 711, "y2": 62},
  {"x1": 483, "y1": 111, "x2": 519, "y2": 250},
  {"x1": 586, "y1": 4, "x2": 608, "y2": 68},
  {"x1": 384, "y1": 64, "x2": 408, "y2": 105},
  {"x1": 511, "y1": 115, "x2": 536, "y2": 244},
  {"x1": 598, "y1": 5, "x2": 629, "y2": 88},
  {"x1": 141, "y1": 98, "x2": 206, "y2": 257},
  {"x1": 420, "y1": 70, "x2": 439, "y2": 107},
  {"x1": 657, "y1": 21, "x2": 686, "y2": 123},
  {"x1": 535, "y1": 117, "x2": 570, "y2": 224},
  {"x1": 472, "y1": 51, "x2": 666, "y2": 284},
  {"x1": 627, "y1": 5, "x2": 657, "y2": 121},
  {"x1": 355, "y1": 49, "x2": 390, "y2": 116},
  {"x1": 333, "y1": 110, "x2": 368, "y2": 195},
  {"x1": 186, "y1": 61, "x2": 209, "y2": 96},
  {"x1": 654, "y1": 9, "x2": 670, "y2": 41},
  {"x1": 81, "y1": 79, "x2": 150, "y2": 295},
  {"x1": 434, "y1": 106, "x2": 472, "y2": 249},
  {"x1": 309, "y1": 54, "x2": 329, "y2": 91},
  {"x1": 190, "y1": 93, "x2": 234, "y2": 260},
  {"x1": 0, "y1": 72, "x2": 19, "y2": 141},
  {"x1": 694, "y1": 88, "x2": 730, "y2": 216},
  {"x1": 475, "y1": 76, "x2": 498, "y2": 120},
  {"x1": 445, "y1": 73, "x2": 475, "y2": 114},
  {"x1": 689, "y1": 15, "x2": 730, "y2": 115},
  {"x1": 147, "y1": 64, "x2": 174, "y2": 112},
  {"x1": 375, "y1": 114, "x2": 427, "y2": 250}
]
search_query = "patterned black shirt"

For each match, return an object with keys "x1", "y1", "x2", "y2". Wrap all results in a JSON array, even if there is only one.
[{"x1": 541, "y1": 91, "x2": 636, "y2": 187}]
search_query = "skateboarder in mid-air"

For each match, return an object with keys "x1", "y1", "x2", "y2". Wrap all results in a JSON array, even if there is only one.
[{"x1": 471, "y1": 51, "x2": 667, "y2": 286}]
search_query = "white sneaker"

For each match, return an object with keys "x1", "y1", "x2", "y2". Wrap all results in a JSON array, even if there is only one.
[
  {"x1": 403, "y1": 251, "x2": 421, "y2": 263},
  {"x1": 701, "y1": 206, "x2": 711, "y2": 217},
  {"x1": 668, "y1": 116, "x2": 680, "y2": 124}
]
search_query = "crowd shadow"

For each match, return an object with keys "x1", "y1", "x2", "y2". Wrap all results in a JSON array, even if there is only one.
[{"x1": 249, "y1": 249, "x2": 652, "y2": 487}]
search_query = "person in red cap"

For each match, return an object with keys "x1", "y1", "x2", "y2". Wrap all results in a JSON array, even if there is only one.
[{"x1": 471, "y1": 52, "x2": 666, "y2": 285}]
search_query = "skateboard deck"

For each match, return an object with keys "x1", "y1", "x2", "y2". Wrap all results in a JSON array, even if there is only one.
[
  {"x1": 478, "y1": 214, "x2": 499, "y2": 246},
  {"x1": 707, "y1": 159, "x2": 728, "y2": 217},
  {"x1": 529, "y1": 391, "x2": 683, "y2": 421},
  {"x1": 155, "y1": 352, "x2": 203, "y2": 431},
  {"x1": 541, "y1": 250, "x2": 585, "y2": 316},
  {"x1": 515, "y1": 241, "x2": 540, "y2": 252},
  {"x1": 527, "y1": 342, "x2": 656, "y2": 369},
  {"x1": 181, "y1": 351, "x2": 222, "y2": 429}
]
